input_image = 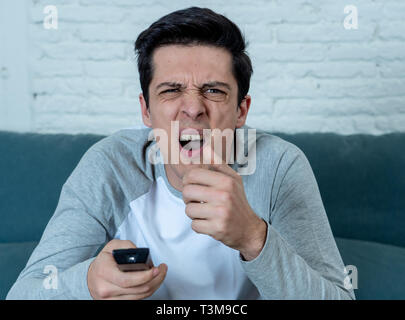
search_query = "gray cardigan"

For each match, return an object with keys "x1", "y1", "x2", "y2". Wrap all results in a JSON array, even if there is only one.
[{"x1": 7, "y1": 126, "x2": 355, "y2": 300}]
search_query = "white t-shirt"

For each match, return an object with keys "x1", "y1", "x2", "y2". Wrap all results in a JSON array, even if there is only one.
[{"x1": 114, "y1": 176, "x2": 260, "y2": 299}]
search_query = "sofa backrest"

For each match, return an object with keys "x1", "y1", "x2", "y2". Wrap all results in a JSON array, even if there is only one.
[
  {"x1": 0, "y1": 131, "x2": 104, "y2": 243},
  {"x1": 1, "y1": 130, "x2": 404, "y2": 247},
  {"x1": 275, "y1": 132, "x2": 405, "y2": 248}
]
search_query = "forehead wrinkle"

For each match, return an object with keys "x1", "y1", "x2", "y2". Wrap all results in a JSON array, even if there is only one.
[{"x1": 152, "y1": 47, "x2": 234, "y2": 83}]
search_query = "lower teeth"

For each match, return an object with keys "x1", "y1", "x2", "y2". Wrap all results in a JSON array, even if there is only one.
[{"x1": 182, "y1": 140, "x2": 202, "y2": 151}]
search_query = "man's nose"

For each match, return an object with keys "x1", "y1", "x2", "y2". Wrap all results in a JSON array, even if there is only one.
[{"x1": 180, "y1": 93, "x2": 206, "y2": 120}]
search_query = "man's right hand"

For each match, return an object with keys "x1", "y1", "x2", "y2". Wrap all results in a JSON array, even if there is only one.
[{"x1": 87, "y1": 239, "x2": 168, "y2": 300}]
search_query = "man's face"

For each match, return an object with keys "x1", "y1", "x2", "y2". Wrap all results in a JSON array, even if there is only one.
[{"x1": 140, "y1": 44, "x2": 251, "y2": 190}]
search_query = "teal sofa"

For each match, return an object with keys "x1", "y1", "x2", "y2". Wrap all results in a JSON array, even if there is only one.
[{"x1": 1, "y1": 130, "x2": 404, "y2": 299}]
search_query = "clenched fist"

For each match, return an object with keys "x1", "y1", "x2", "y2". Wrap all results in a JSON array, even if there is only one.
[
  {"x1": 182, "y1": 132, "x2": 267, "y2": 261},
  {"x1": 87, "y1": 239, "x2": 167, "y2": 300}
]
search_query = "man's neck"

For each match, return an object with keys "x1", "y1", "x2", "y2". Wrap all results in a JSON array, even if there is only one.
[{"x1": 163, "y1": 164, "x2": 183, "y2": 192}]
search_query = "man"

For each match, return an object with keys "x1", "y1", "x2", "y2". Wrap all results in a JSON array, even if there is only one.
[{"x1": 7, "y1": 7, "x2": 354, "y2": 300}]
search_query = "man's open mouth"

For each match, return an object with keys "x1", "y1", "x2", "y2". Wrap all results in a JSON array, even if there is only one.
[{"x1": 178, "y1": 130, "x2": 208, "y2": 158}]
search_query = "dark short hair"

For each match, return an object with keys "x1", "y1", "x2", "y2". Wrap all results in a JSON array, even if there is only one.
[{"x1": 134, "y1": 7, "x2": 253, "y2": 108}]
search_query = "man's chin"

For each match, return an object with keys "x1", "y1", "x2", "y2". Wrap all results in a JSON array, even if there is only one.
[{"x1": 172, "y1": 162, "x2": 209, "y2": 178}]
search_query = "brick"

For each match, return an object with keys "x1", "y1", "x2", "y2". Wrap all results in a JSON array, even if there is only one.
[
  {"x1": 79, "y1": 0, "x2": 153, "y2": 6},
  {"x1": 29, "y1": 22, "x2": 78, "y2": 43},
  {"x1": 383, "y1": 2, "x2": 405, "y2": 20},
  {"x1": 379, "y1": 22, "x2": 405, "y2": 41},
  {"x1": 241, "y1": 24, "x2": 273, "y2": 44},
  {"x1": 379, "y1": 61, "x2": 405, "y2": 78},
  {"x1": 326, "y1": 42, "x2": 405, "y2": 61},
  {"x1": 272, "y1": 97, "x2": 405, "y2": 118},
  {"x1": 251, "y1": 43, "x2": 327, "y2": 62},
  {"x1": 32, "y1": 78, "x2": 125, "y2": 97},
  {"x1": 248, "y1": 113, "x2": 404, "y2": 135},
  {"x1": 42, "y1": 42, "x2": 127, "y2": 60},
  {"x1": 33, "y1": 94, "x2": 138, "y2": 115},
  {"x1": 257, "y1": 62, "x2": 376, "y2": 79},
  {"x1": 83, "y1": 60, "x2": 137, "y2": 78},
  {"x1": 318, "y1": 1, "x2": 384, "y2": 23},
  {"x1": 32, "y1": 59, "x2": 83, "y2": 77},
  {"x1": 277, "y1": 22, "x2": 376, "y2": 43},
  {"x1": 33, "y1": 95, "x2": 85, "y2": 114},
  {"x1": 77, "y1": 24, "x2": 141, "y2": 42},
  {"x1": 259, "y1": 78, "x2": 405, "y2": 99},
  {"x1": 31, "y1": 4, "x2": 126, "y2": 23}
]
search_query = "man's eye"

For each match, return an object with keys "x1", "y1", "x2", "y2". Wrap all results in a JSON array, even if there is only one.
[
  {"x1": 161, "y1": 88, "x2": 180, "y2": 94},
  {"x1": 205, "y1": 88, "x2": 224, "y2": 94},
  {"x1": 203, "y1": 88, "x2": 227, "y2": 102}
]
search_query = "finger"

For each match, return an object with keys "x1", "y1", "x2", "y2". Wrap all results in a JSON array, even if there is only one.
[
  {"x1": 102, "y1": 253, "x2": 158, "y2": 289},
  {"x1": 183, "y1": 167, "x2": 231, "y2": 188},
  {"x1": 209, "y1": 161, "x2": 240, "y2": 179},
  {"x1": 190, "y1": 218, "x2": 212, "y2": 236},
  {"x1": 185, "y1": 202, "x2": 216, "y2": 220},
  {"x1": 182, "y1": 184, "x2": 218, "y2": 204},
  {"x1": 106, "y1": 264, "x2": 168, "y2": 297},
  {"x1": 143, "y1": 263, "x2": 168, "y2": 292},
  {"x1": 94, "y1": 278, "x2": 151, "y2": 298}
]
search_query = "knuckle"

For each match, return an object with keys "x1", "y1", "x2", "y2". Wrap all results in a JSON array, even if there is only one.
[
  {"x1": 140, "y1": 284, "x2": 151, "y2": 293},
  {"x1": 97, "y1": 285, "x2": 110, "y2": 299},
  {"x1": 219, "y1": 190, "x2": 231, "y2": 203},
  {"x1": 115, "y1": 274, "x2": 129, "y2": 288},
  {"x1": 185, "y1": 204, "x2": 192, "y2": 216},
  {"x1": 216, "y1": 220, "x2": 225, "y2": 233},
  {"x1": 217, "y1": 205, "x2": 228, "y2": 217},
  {"x1": 122, "y1": 277, "x2": 133, "y2": 288},
  {"x1": 142, "y1": 270, "x2": 154, "y2": 284},
  {"x1": 103, "y1": 239, "x2": 118, "y2": 251},
  {"x1": 105, "y1": 239, "x2": 135, "y2": 251},
  {"x1": 183, "y1": 171, "x2": 191, "y2": 184},
  {"x1": 122, "y1": 240, "x2": 136, "y2": 248},
  {"x1": 221, "y1": 177, "x2": 233, "y2": 190},
  {"x1": 215, "y1": 223, "x2": 227, "y2": 239},
  {"x1": 182, "y1": 185, "x2": 191, "y2": 197},
  {"x1": 191, "y1": 220, "x2": 200, "y2": 233},
  {"x1": 188, "y1": 168, "x2": 199, "y2": 180}
]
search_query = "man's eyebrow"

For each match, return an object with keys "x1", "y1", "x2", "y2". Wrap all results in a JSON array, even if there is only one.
[
  {"x1": 201, "y1": 81, "x2": 231, "y2": 90},
  {"x1": 155, "y1": 82, "x2": 183, "y2": 91},
  {"x1": 155, "y1": 81, "x2": 231, "y2": 91}
]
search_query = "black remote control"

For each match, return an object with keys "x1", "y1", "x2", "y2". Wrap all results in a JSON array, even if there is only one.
[{"x1": 112, "y1": 248, "x2": 153, "y2": 272}]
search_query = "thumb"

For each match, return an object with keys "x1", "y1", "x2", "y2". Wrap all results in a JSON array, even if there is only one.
[
  {"x1": 103, "y1": 239, "x2": 137, "y2": 253},
  {"x1": 154, "y1": 263, "x2": 168, "y2": 276}
]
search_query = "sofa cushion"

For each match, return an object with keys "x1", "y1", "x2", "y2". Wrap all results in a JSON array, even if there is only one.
[
  {"x1": 0, "y1": 241, "x2": 38, "y2": 300},
  {"x1": 335, "y1": 237, "x2": 405, "y2": 299}
]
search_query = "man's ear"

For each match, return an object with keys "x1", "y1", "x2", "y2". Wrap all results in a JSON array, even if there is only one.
[
  {"x1": 235, "y1": 95, "x2": 251, "y2": 128},
  {"x1": 139, "y1": 93, "x2": 152, "y2": 128}
]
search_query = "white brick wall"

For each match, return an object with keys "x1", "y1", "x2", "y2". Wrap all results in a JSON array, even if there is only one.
[{"x1": 21, "y1": 0, "x2": 405, "y2": 134}]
